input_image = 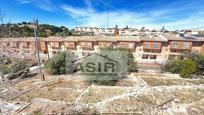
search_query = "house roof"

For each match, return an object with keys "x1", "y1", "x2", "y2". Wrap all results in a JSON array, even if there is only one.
[
  {"x1": 163, "y1": 33, "x2": 204, "y2": 41},
  {"x1": 0, "y1": 34, "x2": 204, "y2": 42},
  {"x1": 42, "y1": 36, "x2": 140, "y2": 42},
  {"x1": 139, "y1": 34, "x2": 167, "y2": 42},
  {"x1": 0, "y1": 37, "x2": 37, "y2": 42}
]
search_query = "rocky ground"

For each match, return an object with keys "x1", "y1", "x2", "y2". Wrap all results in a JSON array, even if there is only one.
[{"x1": 0, "y1": 72, "x2": 204, "y2": 115}]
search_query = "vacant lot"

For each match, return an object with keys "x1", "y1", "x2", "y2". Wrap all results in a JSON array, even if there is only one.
[{"x1": 1, "y1": 73, "x2": 204, "y2": 114}]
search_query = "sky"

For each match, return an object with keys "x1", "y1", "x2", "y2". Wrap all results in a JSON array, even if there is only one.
[{"x1": 0, "y1": 0, "x2": 204, "y2": 30}]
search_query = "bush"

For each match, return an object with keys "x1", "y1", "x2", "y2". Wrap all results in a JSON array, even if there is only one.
[
  {"x1": 164, "y1": 59, "x2": 197, "y2": 78},
  {"x1": 0, "y1": 56, "x2": 28, "y2": 75},
  {"x1": 164, "y1": 60, "x2": 183, "y2": 74},
  {"x1": 196, "y1": 55, "x2": 204, "y2": 75},
  {"x1": 0, "y1": 56, "x2": 29, "y2": 79},
  {"x1": 180, "y1": 60, "x2": 197, "y2": 78},
  {"x1": 11, "y1": 61, "x2": 28, "y2": 73},
  {"x1": 100, "y1": 47, "x2": 138, "y2": 73},
  {"x1": 182, "y1": 52, "x2": 204, "y2": 76},
  {"x1": 44, "y1": 51, "x2": 74, "y2": 75}
]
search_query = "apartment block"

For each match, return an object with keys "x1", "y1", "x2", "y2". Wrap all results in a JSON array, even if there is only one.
[{"x1": 0, "y1": 34, "x2": 204, "y2": 64}]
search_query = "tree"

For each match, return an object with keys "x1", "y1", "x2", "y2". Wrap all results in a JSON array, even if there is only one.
[
  {"x1": 22, "y1": 22, "x2": 27, "y2": 25},
  {"x1": 100, "y1": 47, "x2": 138, "y2": 73},
  {"x1": 182, "y1": 52, "x2": 204, "y2": 75},
  {"x1": 0, "y1": 21, "x2": 72, "y2": 38},
  {"x1": 44, "y1": 51, "x2": 74, "y2": 75},
  {"x1": 196, "y1": 55, "x2": 204, "y2": 75},
  {"x1": 180, "y1": 60, "x2": 197, "y2": 78},
  {"x1": 81, "y1": 48, "x2": 138, "y2": 85},
  {"x1": 163, "y1": 60, "x2": 183, "y2": 74}
]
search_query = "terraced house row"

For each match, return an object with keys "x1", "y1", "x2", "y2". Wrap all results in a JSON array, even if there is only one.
[{"x1": 0, "y1": 33, "x2": 204, "y2": 64}]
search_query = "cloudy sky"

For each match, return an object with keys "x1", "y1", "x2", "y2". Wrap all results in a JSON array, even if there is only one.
[{"x1": 1, "y1": 0, "x2": 204, "y2": 30}]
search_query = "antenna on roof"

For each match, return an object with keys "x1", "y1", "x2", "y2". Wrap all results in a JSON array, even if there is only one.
[{"x1": 162, "y1": 26, "x2": 165, "y2": 31}]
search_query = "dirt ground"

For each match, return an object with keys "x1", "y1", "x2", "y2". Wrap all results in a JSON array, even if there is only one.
[{"x1": 0, "y1": 72, "x2": 204, "y2": 115}]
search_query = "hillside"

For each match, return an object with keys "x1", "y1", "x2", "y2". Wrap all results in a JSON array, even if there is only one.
[{"x1": 0, "y1": 22, "x2": 73, "y2": 38}]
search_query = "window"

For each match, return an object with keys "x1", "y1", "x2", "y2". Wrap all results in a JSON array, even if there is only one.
[
  {"x1": 129, "y1": 43, "x2": 134, "y2": 48},
  {"x1": 150, "y1": 55, "x2": 157, "y2": 59},
  {"x1": 184, "y1": 42, "x2": 190, "y2": 49},
  {"x1": 55, "y1": 43, "x2": 59, "y2": 47},
  {"x1": 82, "y1": 43, "x2": 85, "y2": 46},
  {"x1": 41, "y1": 42, "x2": 45, "y2": 48},
  {"x1": 168, "y1": 55, "x2": 176, "y2": 60},
  {"x1": 173, "y1": 42, "x2": 179, "y2": 48},
  {"x1": 154, "y1": 43, "x2": 159, "y2": 48},
  {"x1": 121, "y1": 43, "x2": 126, "y2": 48},
  {"x1": 142, "y1": 54, "x2": 148, "y2": 59},
  {"x1": 22, "y1": 42, "x2": 27, "y2": 47},
  {"x1": 70, "y1": 43, "x2": 74, "y2": 47},
  {"x1": 193, "y1": 42, "x2": 202, "y2": 46},
  {"x1": 146, "y1": 42, "x2": 150, "y2": 48},
  {"x1": 11, "y1": 42, "x2": 17, "y2": 47},
  {"x1": 82, "y1": 52, "x2": 90, "y2": 56},
  {"x1": 51, "y1": 42, "x2": 54, "y2": 46}
]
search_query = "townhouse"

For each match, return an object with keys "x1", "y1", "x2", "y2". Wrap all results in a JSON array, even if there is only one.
[
  {"x1": 0, "y1": 37, "x2": 48, "y2": 60},
  {"x1": 44, "y1": 36, "x2": 139, "y2": 58},
  {"x1": 163, "y1": 34, "x2": 204, "y2": 59},
  {"x1": 138, "y1": 34, "x2": 168, "y2": 63},
  {"x1": 0, "y1": 33, "x2": 204, "y2": 64}
]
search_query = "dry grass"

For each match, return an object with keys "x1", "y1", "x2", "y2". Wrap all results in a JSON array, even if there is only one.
[
  {"x1": 21, "y1": 98, "x2": 99, "y2": 114},
  {"x1": 17, "y1": 87, "x2": 83, "y2": 103},
  {"x1": 105, "y1": 88, "x2": 204, "y2": 114},
  {"x1": 8, "y1": 74, "x2": 204, "y2": 114},
  {"x1": 114, "y1": 79, "x2": 135, "y2": 87},
  {"x1": 14, "y1": 79, "x2": 41, "y2": 91},
  {"x1": 79, "y1": 86, "x2": 128, "y2": 104},
  {"x1": 50, "y1": 79, "x2": 89, "y2": 89},
  {"x1": 187, "y1": 99, "x2": 204, "y2": 114},
  {"x1": 141, "y1": 77, "x2": 204, "y2": 86}
]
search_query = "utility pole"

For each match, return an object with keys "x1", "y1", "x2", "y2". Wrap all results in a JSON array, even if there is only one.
[{"x1": 33, "y1": 19, "x2": 44, "y2": 81}]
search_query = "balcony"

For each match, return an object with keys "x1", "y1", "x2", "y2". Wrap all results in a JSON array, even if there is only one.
[
  {"x1": 170, "y1": 41, "x2": 192, "y2": 50},
  {"x1": 80, "y1": 42, "x2": 93, "y2": 50},
  {"x1": 118, "y1": 42, "x2": 136, "y2": 50},
  {"x1": 143, "y1": 42, "x2": 162, "y2": 52},
  {"x1": 64, "y1": 42, "x2": 76, "y2": 49},
  {"x1": 50, "y1": 42, "x2": 60, "y2": 48},
  {"x1": 98, "y1": 42, "x2": 112, "y2": 48}
]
